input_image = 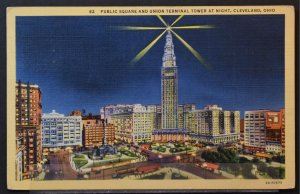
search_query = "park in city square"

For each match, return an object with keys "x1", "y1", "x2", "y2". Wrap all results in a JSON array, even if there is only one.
[
  {"x1": 70, "y1": 142, "x2": 198, "y2": 171},
  {"x1": 149, "y1": 142, "x2": 196, "y2": 155},
  {"x1": 70, "y1": 145, "x2": 145, "y2": 171}
]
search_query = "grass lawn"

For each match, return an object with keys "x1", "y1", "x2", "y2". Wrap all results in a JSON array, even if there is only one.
[
  {"x1": 73, "y1": 156, "x2": 88, "y2": 169},
  {"x1": 85, "y1": 154, "x2": 136, "y2": 168},
  {"x1": 119, "y1": 149, "x2": 137, "y2": 157},
  {"x1": 156, "y1": 146, "x2": 166, "y2": 153}
]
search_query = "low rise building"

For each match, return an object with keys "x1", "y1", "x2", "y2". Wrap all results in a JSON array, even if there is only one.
[{"x1": 42, "y1": 110, "x2": 82, "y2": 147}]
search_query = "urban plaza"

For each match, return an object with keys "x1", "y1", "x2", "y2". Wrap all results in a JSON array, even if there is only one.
[{"x1": 15, "y1": 15, "x2": 285, "y2": 181}]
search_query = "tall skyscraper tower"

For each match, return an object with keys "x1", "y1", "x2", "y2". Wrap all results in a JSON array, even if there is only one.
[{"x1": 161, "y1": 30, "x2": 178, "y2": 129}]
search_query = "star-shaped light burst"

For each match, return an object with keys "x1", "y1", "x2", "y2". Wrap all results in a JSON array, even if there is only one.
[{"x1": 116, "y1": 15, "x2": 215, "y2": 69}]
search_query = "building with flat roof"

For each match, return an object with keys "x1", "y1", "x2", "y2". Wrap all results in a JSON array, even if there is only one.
[
  {"x1": 16, "y1": 81, "x2": 43, "y2": 179},
  {"x1": 244, "y1": 109, "x2": 285, "y2": 154},
  {"x1": 111, "y1": 104, "x2": 156, "y2": 144},
  {"x1": 187, "y1": 105, "x2": 240, "y2": 144},
  {"x1": 42, "y1": 110, "x2": 82, "y2": 147},
  {"x1": 244, "y1": 110, "x2": 269, "y2": 152},
  {"x1": 265, "y1": 110, "x2": 285, "y2": 154},
  {"x1": 82, "y1": 114, "x2": 102, "y2": 148},
  {"x1": 82, "y1": 114, "x2": 115, "y2": 148}
]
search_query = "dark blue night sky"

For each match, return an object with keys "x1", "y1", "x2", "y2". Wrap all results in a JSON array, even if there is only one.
[{"x1": 16, "y1": 15, "x2": 284, "y2": 116}]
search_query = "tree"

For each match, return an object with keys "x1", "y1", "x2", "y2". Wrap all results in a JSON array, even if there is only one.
[
  {"x1": 267, "y1": 167, "x2": 285, "y2": 179},
  {"x1": 225, "y1": 163, "x2": 241, "y2": 177},
  {"x1": 265, "y1": 157, "x2": 272, "y2": 163},
  {"x1": 278, "y1": 167, "x2": 285, "y2": 179},
  {"x1": 267, "y1": 167, "x2": 279, "y2": 178},
  {"x1": 251, "y1": 157, "x2": 260, "y2": 163},
  {"x1": 257, "y1": 162, "x2": 268, "y2": 173},
  {"x1": 239, "y1": 157, "x2": 251, "y2": 163},
  {"x1": 241, "y1": 163, "x2": 256, "y2": 179},
  {"x1": 272, "y1": 155, "x2": 285, "y2": 163}
]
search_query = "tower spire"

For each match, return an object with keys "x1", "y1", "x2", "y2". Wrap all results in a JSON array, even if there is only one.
[
  {"x1": 162, "y1": 30, "x2": 176, "y2": 67},
  {"x1": 161, "y1": 30, "x2": 178, "y2": 129}
]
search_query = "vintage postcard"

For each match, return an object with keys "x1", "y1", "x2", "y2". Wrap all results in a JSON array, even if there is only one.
[{"x1": 7, "y1": 6, "x2": 295, "y2": 190}]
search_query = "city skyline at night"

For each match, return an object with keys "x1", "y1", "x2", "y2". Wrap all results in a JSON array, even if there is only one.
[{"x1": 16, "y1": 15, "x2": 284, "y2": 116}]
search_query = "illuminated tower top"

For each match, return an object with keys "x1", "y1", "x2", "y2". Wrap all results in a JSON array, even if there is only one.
[{"x1": 162, "y1": 30, "x2": 176, "y2": 67}]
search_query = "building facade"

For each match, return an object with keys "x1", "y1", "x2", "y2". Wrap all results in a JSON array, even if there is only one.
[
  {"x1": 178, "y1": 104, "x2": 196, "y2": 129},
  {"x1": 82, "y1": 114, "x2": 115, "y2": 148},
  {"x1": 100, "y1": 104, "x2": 134, "y2": 123},
  {"x1": 16, "y1": 81, "x2": 43, "y2": 179},
  {"x1": 244, "y1": 110, "x2": 269, "y2": 152},
  {"x1": 111, "y1": 104, "x2": 156, "y2": 144},
  {"x1": 265, "y1": 110, "x2": 285, "y2": 154},
  {"x1": 240, "y1": 119, "x2": 244, "y2": 145},
  {"x1": 105, "y1": 123, "x2": 115, "y2": 145},
  {"x1": 244, "y1": 109, "x2": 285, "y2": 154},
  {"x1": 16, "y1": 81, "x2": 42, "y2": 126},
  {"x1": 187, "y1": 105, "x2": 240, "y2": 144},
  {"x1": 280, "y1": 109, "x2": 285, "y2": 154},
  {"x1": 42, "y1": 110, "x2": 82, "y2": 147},
  {"x1": 161, "y1": 31, "x2": 178, "y2": 129},
  {"x1": 82, "y1": 114, "x2": 102, "y2": 148},
  {"x1": 15, "y1": 137, "x2": 25, "y2": 181},
  {"x1": 151, "y1": 31, "x2": 190, "y2": 142}
]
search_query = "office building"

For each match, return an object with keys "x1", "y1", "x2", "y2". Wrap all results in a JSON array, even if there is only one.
[
  {"x1": 244, "y1": 109, "x2": 285, "y2": 154},
  {"x1": 82, "y1": 114, "x2": 115, "y2": 148},
  {"x1": 111, "y1": 104, "x2": 156, "y2": 144},
  {"x1": 15, "y1": 137, "x2": 25, "y2": 181},
  {"x1": 265, "y1": 110, "x2": 285, "y2": 154},
  {"x1": 16, "y1": 81, "x2": 42, "y2": 179},
  {"x1": 82, "y1": 114, "x2": 102, "y2": 148},
  {"x1": 42, "y1": 110, "x2": 82, "y2": 147},
  {"x1": 152, "y1": 31, "x2": 189, "y2": 142},
  {"x1": 187, "y1": 105, "x2": 240, "y2": 144}
]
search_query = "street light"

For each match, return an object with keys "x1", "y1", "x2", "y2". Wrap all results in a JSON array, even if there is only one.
[
  {"x1": 158, "y1": 154, "x2": 163, "y2": 163},
  {"x1": 175, "y1": 156, "x2": 181, "y2": 175},
  {"x1": 176, "y1": 156, "x2": 181, "y2": 163}
]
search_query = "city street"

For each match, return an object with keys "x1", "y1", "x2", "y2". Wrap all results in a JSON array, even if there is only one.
[
  {"x1": 44, "y1": 150, "x2": 78, "y2": 180},
  {"x1": 43, "y1": 146, "x2": 225, "y2": 180}
]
